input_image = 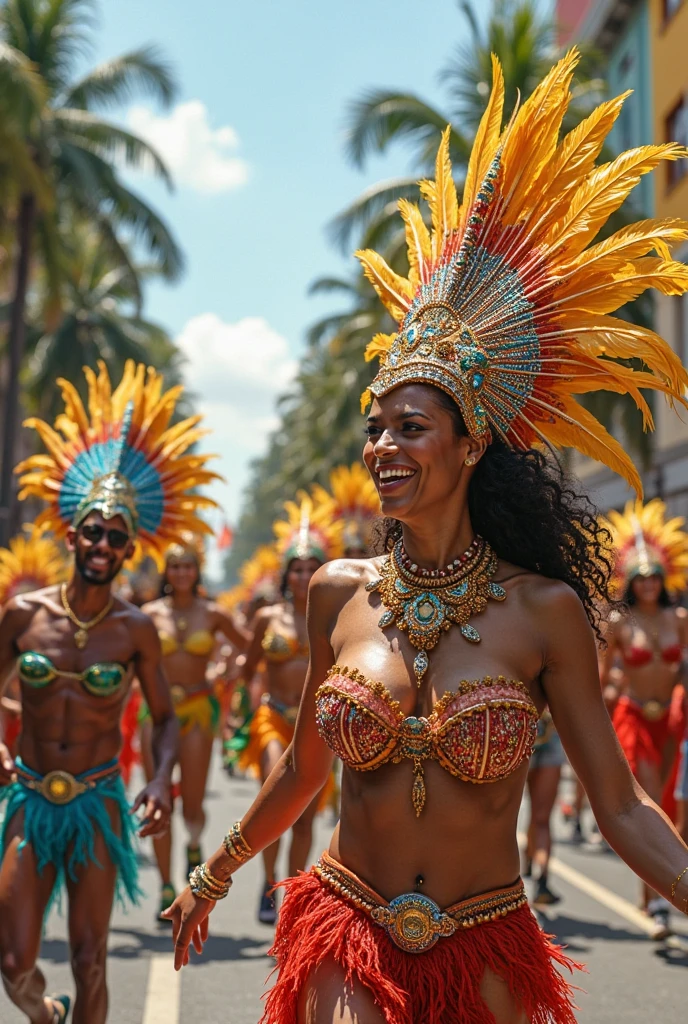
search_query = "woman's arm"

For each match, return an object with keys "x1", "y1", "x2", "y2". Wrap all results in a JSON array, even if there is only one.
[
  {"x1": 211, "y1": 603, "x2": 251, "y2": 651},
  {"x1": 536, "y1": 583, "x2": 688, "y2": 908},
  {"x1": 165, "y1": 564, "x2": 346, "y2": 968}
]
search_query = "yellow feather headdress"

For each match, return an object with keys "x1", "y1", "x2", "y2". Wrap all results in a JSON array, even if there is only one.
[
  {"x1": 165, "y1": 531, "x2": 208, "y2": 569},
  {"x1": 0, "y1": 527, "x2": 67, "y2": 605},
  {"x1": 602, "y1": 498, "x2": 688, "y2": 595},
  {"x1": 16, "y1": 360, "x2": 222, "y2": 569},
  {"x1": 273, "y1": 493, "x2": 345, "y2": 566},
  {"x1": 311, "y1": 463, "x2": 380, "y2": 554},
  {"x1": 218, "y1": 543, "x2": 282, "y2": 612},
  {"x1": 357, "y1": 50, "x2": 688, "y2": 495}
]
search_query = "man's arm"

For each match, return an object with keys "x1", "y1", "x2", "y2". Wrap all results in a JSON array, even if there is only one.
[{"x1": 131, "y1": 611, "x2": 179, "y2": 837}]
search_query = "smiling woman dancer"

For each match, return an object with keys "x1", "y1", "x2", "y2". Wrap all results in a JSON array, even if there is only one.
[
  {"x1": 237, "y1": 496, "x2": 342, "y2": 923},
  {"x1": 140, "y1": 538, "x2": 249, "y2": 920},
  {"x1": 601, "y1": 499, "x2": 688, "y2": 938},
  {"x1": 166, "y1": 53, "x2": 688, "y2": 1024}
]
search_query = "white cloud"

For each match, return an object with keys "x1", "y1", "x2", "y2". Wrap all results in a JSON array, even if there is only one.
[
  {"x1": 128, "y1": 101, "x2": 249, "y2": 193},
  {"x1": 175, "y1": 314, "x2": 297, "y2": 554}
]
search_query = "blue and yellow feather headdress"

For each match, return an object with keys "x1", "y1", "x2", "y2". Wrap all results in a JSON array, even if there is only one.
[
  {"x1": 357, "y1": 50, "x2": 688, "y2": 495},
  {"x1": 16, "y1": 360, "x2": 221, "y2": 568}
]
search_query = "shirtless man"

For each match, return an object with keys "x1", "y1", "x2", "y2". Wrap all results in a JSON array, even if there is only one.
[{"x1": 0, "y1": 505, "x2": 178, "y2": 1024}]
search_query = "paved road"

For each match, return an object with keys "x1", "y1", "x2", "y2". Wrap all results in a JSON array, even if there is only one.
[{"x1": 1, "y1": 759, "x2": 686, "y2": 1023}]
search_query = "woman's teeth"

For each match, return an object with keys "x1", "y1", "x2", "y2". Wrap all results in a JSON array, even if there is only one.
[{"x1": 379, "y1": 468, "x2": 414, "y2": 481}]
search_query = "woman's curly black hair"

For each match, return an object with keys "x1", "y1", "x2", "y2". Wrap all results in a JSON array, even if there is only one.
[{"x1": 372, "y1": 386, "x2": 613, "y2": 641}]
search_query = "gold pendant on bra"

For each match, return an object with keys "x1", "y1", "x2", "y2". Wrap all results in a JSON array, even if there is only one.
[{"x1": 366, "y1": 536, "x2": 506, "y2": 686}]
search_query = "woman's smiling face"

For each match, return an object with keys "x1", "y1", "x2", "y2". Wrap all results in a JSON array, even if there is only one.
[{"x1": 362, "y1": 384, "x2": 477, "y2": 523}]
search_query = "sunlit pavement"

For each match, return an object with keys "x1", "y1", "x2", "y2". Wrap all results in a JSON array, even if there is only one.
[{"x1": 1, "y1": 759, "x2": 686, "y2": 1023}]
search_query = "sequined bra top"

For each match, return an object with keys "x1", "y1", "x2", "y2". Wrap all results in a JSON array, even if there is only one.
[
  {"x1": 315, "y1": 666, "x2": 538, "y2": 814},
  {"x1": 17, "y1": 651, "x2": 126, "y2": 697},
  {"x1": 159, "y1": 630, "x2": 215, "y2": 658},
  {"x1": 261, "y1": 630, "x2": 309, "y2": 663}
]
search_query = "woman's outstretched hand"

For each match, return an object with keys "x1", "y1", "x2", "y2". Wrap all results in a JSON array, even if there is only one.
[{"x1": 162, "y1": 887, "x2": 215, "y2": 969}]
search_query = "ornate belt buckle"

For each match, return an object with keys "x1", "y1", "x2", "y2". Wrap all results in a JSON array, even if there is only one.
[
  {"x1": 372, "y1": 892, "x2": 456, "y2": 953},
  {"x1": 38, "y1": 770, "x2": 86, "y2": 805},
  {"x1": 171, "y1": 685, "x2": 187, "y2": 706},
  {"x1": 642, "y1": 699, "x2": 666, "y2": 722}
]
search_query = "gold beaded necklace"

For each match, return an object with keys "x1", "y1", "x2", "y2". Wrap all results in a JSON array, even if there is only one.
[
  {"x1": 366, "y1": 536, "x2": 505, "y2": 686},
  {"x1": 61, "y1": 584, "x2": 114, "y2": 650}
]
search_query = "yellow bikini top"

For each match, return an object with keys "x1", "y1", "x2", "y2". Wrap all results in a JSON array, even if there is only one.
[
  {"x1": 159, "y1": 630, "x2": 215, "y2": 658},
  {"x1": 261, "y1": 629, "x2": 309, "y2": 663}
]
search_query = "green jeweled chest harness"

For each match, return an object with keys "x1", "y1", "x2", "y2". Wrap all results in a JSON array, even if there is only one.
[{"x1": 366, "y1": 536, "x2": 506, "y2": 686}]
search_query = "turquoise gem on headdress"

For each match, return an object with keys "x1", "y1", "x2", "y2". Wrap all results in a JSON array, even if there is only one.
[{"x1": 472, "y1": 372, "x2": 484, "y2": 390}]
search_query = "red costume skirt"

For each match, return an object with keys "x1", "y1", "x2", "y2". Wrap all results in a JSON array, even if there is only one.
[
  {"x1": 261, "y1": 853, "x2": 582, "y2": 1024},
  {"x1": 612, "y1": 690, "x2": 686, "y2": 819}
]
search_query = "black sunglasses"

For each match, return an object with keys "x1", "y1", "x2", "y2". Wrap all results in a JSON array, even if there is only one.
[{"x1": 80, "y1": 522, "x2": 131, "y2": 550}]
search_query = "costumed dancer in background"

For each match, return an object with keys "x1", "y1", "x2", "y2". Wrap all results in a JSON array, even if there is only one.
[
  {"x1": 218, "y1": 544, "x2": 281, "y2": 774},
  {"x1": 166, "y1": 54, "x2": 688, "y2": 1024},
  {"x1": 524, "y1": 710, "x2": 565, "y2": 906},
  {"x1": 0, "y1": 530, "x2": 66, "y2": 760},
  {"x1": 0, "y1": 359, "x2": 217, "y2": 1023},
  {"x1": 311, "y1": 462, "x2": 381, "y2": 559},
  {"x1": 140, "y1": 537, "x2": 249, "y2": 921},
  {"x1": 237, "y1": 495, "x2": 342, "y2": 924},
  {"x1": 601, "y1": 498, "x2": 688, "y2": 938}
]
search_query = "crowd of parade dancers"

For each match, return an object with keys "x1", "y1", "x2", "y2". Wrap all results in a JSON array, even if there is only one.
[{"x1": 2, "y1": 48, "x2": 688, "y2": 1024}]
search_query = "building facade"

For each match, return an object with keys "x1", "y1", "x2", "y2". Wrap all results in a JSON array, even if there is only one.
[{"x1": 558, "y1": 0, "x2": 688, "y2": 516}]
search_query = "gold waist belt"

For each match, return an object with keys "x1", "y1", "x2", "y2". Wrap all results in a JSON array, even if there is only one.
[
  {"x1": 13, "y1": 763, "x2": 120, "y2": 805},
  {"x1": 312, "y1": 851, "x2": 527, "y2": 953}
]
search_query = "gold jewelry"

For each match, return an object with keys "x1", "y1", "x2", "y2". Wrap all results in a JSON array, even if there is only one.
[
  {"x1": 464, "y1": 456, "x2": 476, "y2": 466},
  {"x1": 222, "y1": 820, "x2": 252, "y2": 865},
  {"x1": 366, "y1": 536, "x2": 505, "y2": 685},
  {"x1": 670, "y1": 866, "x2": 688, "y2": 910},
  {"x1": 60, "y1": 584, "x2": 114, "y2": 650},
  {"x1": 189, "y1": 862, "x2": 232, "y2": 901}
]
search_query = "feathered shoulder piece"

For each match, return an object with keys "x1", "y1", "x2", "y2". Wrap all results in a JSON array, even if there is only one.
[
  {"x1": 0, "y1": 527, "x2": 67, "y2": 604},
  {"x1": 16, "y1": 360, "x2": 221, "y2": 568},
  {"x1": 311, "y1": 462, "x2": 380, "y2": 553},
  {"x1": 602, "y1": 498, "x2": 688, "y2": 595},
  {"x1": 356, "y1": 49, "x2": 688, "y2": 494},
  {"x1": 273, "y1": 493, "x2": 344, "y2": 565}
]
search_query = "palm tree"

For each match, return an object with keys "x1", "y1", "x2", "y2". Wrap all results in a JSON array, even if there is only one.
[
  {"x1": 0, "y1": 0, "x2": 183, "y2": 541},
  {"x1": 21, "y1": 223, "x2": 184, "y2": 425}
]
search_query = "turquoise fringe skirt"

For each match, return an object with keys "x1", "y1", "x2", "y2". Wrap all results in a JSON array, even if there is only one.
[{"x1": 0, "y1": 758, "x2": 141, "y2": 912}]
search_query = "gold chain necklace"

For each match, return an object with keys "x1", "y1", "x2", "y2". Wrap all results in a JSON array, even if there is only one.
[
  {"x1": 366, "y1": 536, "x2": 506, "y2": 686},
  {"x1": 60, "y1": 584, "x2": 115, "y2": 650}
]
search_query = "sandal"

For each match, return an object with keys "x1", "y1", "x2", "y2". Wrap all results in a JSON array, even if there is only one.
[
  {"x1": 48, "y1": 994, "x2": 71, "y2": 1023},
  {"x1": 158, "y1": 882, "x2": 177, "y2": 923}
]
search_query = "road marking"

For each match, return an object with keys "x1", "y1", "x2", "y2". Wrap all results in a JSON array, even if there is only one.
[
  {"x1": 547, "y1": 854, "x2": 688, "y2": 952},
  {"x1": 142, "y1": 955, "x2": 180, "y2": 1024}
]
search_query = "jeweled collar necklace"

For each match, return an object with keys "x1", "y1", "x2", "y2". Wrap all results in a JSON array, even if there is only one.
[{"x1": 366, "y1": 536, "x2": 505, "y2": 686}]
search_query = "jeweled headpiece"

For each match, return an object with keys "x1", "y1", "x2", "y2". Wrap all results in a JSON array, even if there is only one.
[
  {"x1": 311, "y1": 463, "x2": 380, "y2": 554},
  {"x1": 165, "y1": 531, "x2": 207, "y2": 569},
  {"x1": 16, "y1": 360, "x2": 221, "y2": 568},
  {"x1": 0, "y1": 527, "x2": 67, "y2": 604},
  {"x1": 273, "y1": 493, "x2": 344, "y2": 566},
  {"x1": 602, "y1": 498, "x2": 688, "y2": 596},
  {"x1": 357, "y1": 50, "x2": 688, "y2": 495}
]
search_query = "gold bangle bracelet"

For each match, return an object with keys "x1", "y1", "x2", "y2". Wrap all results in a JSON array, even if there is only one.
[
  {"x1": 189, "y1": 863, "x2": 232, "y2": 901},
  {"x1": 222, "y1": 821, "x2": 252, "y2": 866}
]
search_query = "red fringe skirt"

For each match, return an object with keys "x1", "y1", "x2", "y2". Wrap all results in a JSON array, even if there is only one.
[{"x1": 262, "y1": 857, "x2": 582, "y2": 1024}]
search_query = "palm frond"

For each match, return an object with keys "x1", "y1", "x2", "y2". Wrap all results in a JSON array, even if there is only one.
[{"x1": 64, "y1": 45, "x2": 178, "y2": 110}]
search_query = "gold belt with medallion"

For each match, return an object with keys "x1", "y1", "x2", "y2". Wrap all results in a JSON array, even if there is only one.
[
  {"x1": 12, "y1": 761, "x2": 120, "y2": 805},
  {"x1": 313, "y1": 851, "x2": 527, "y2": 953}
]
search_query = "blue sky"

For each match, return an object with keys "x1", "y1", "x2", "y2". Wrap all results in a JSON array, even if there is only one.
[{"x1": 94, "y1": 0, "x2": 544, "y2": 577}]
